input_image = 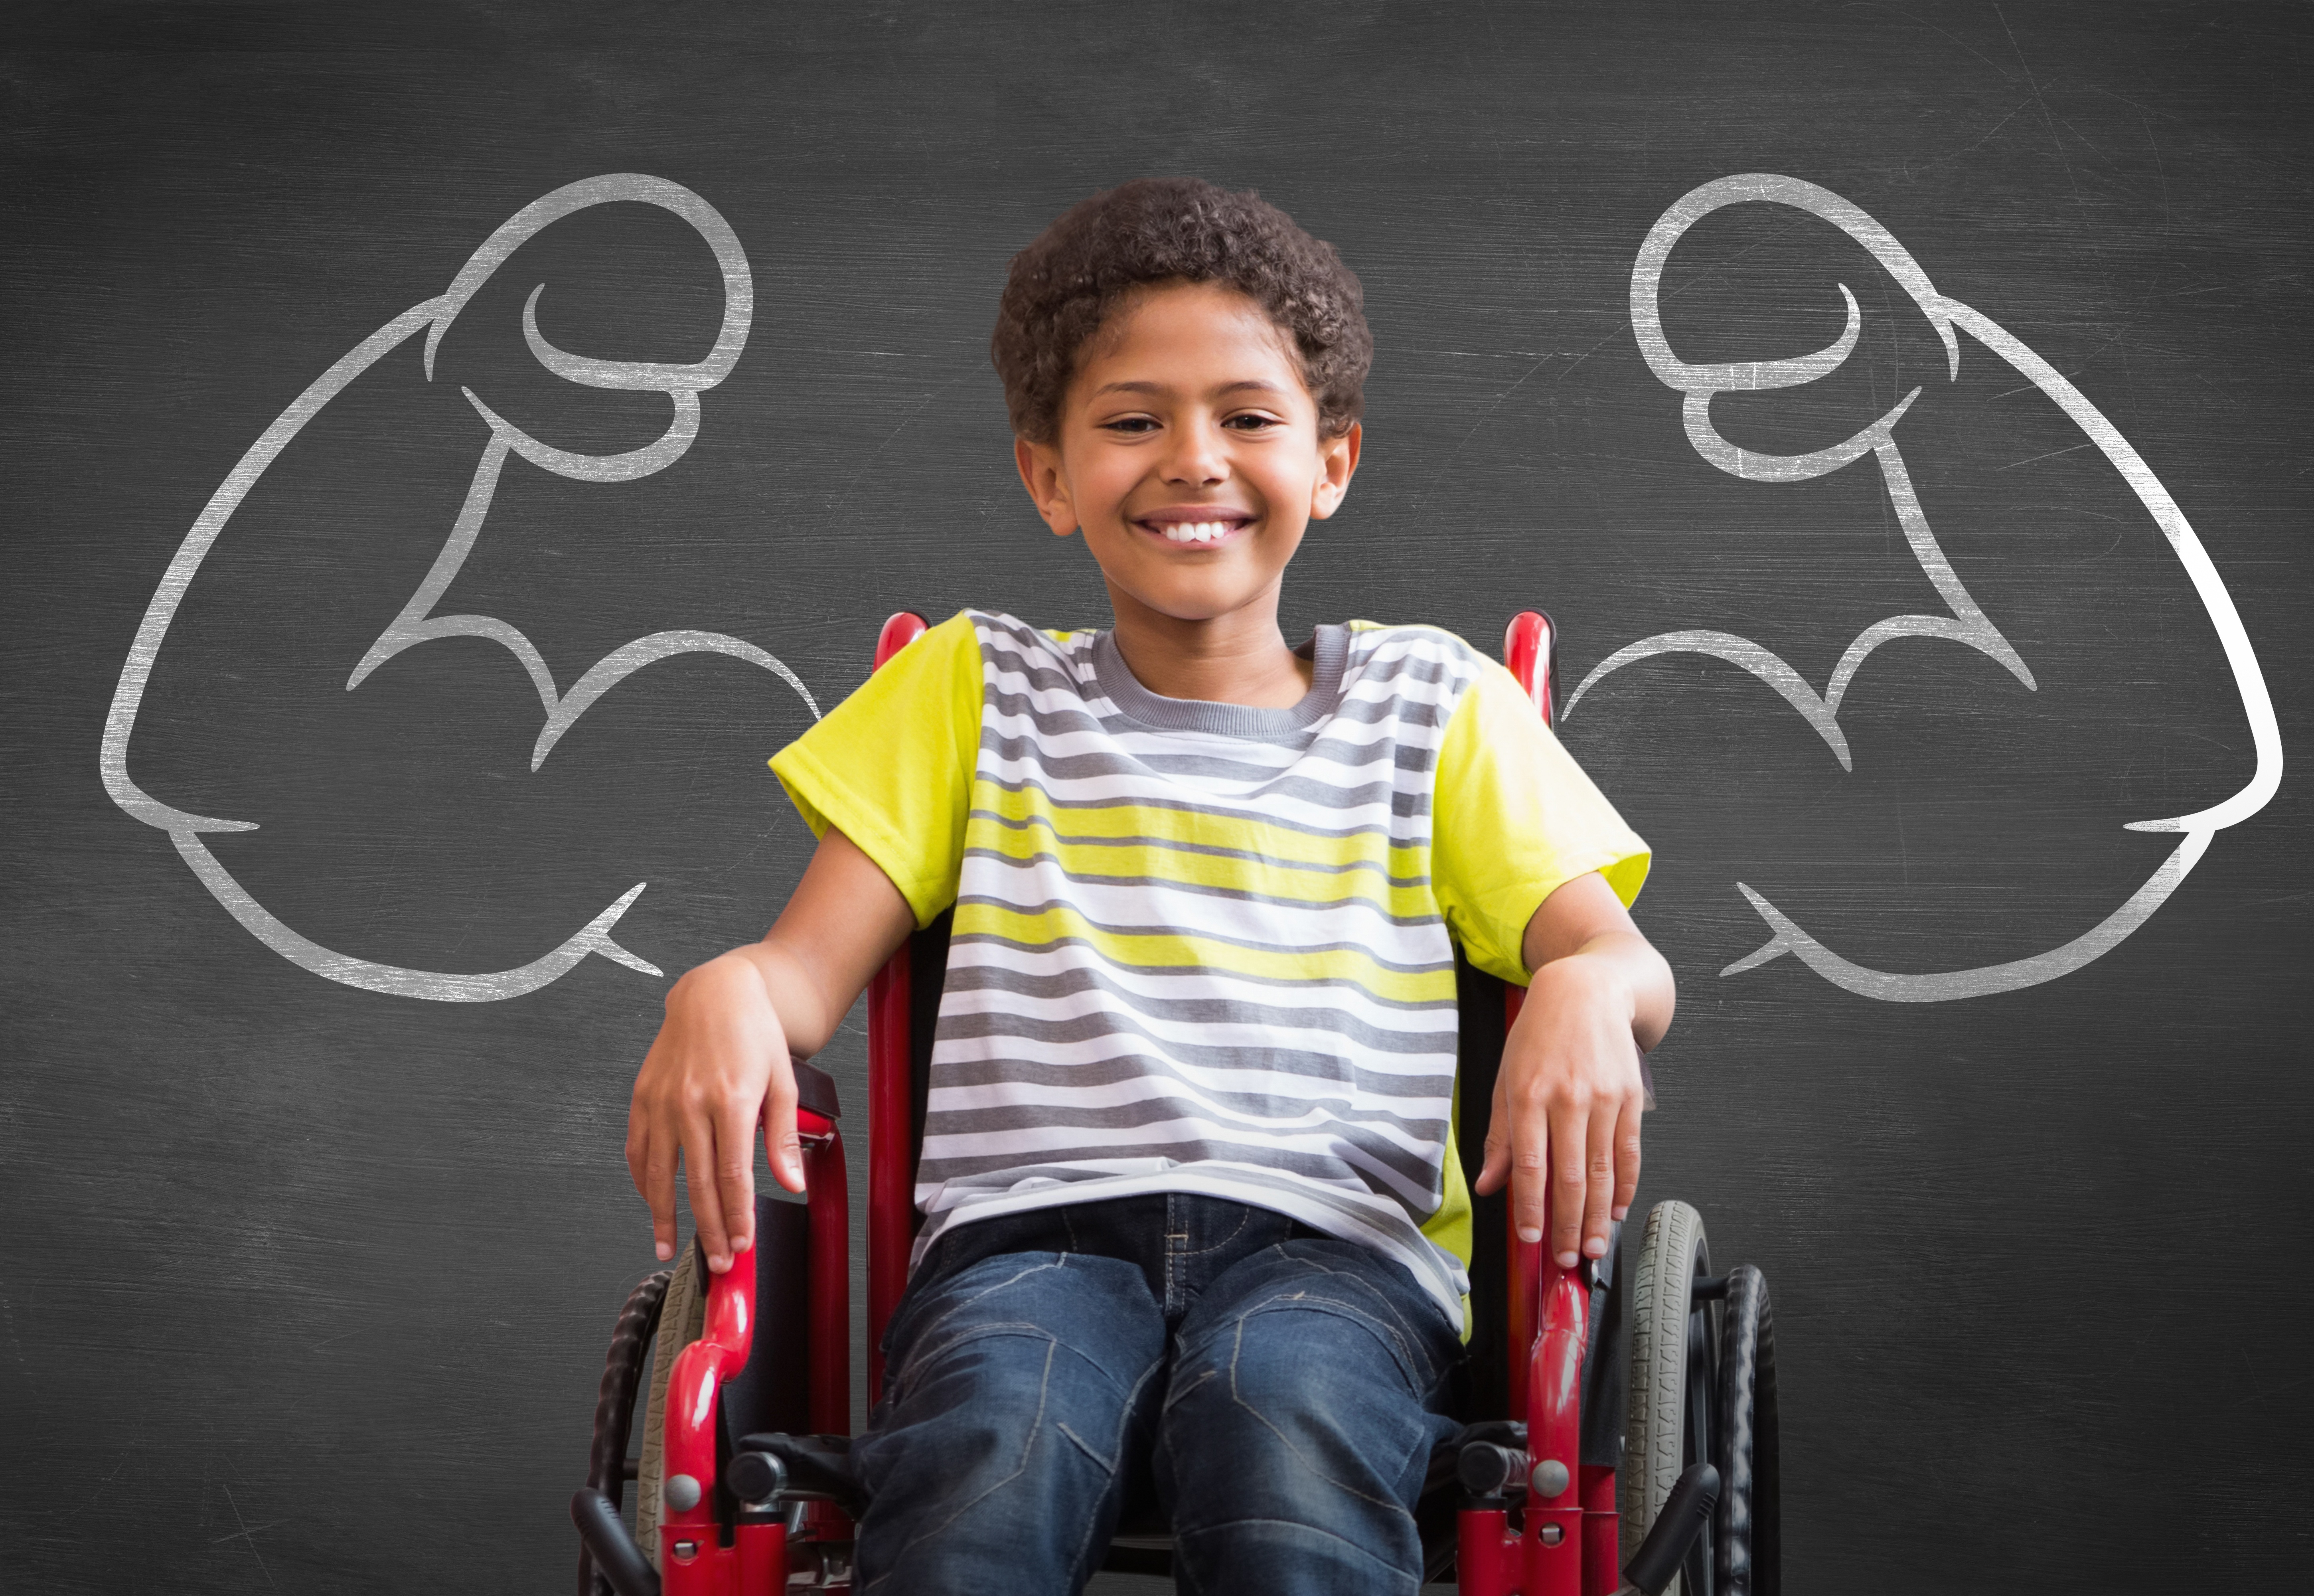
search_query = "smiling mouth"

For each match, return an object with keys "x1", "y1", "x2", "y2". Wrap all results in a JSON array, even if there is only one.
[{"x1": 1137, "y1": 515, "x2": 1254, "y2": 546}]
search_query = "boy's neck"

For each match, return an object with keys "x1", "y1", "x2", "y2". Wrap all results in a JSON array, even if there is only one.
[{"x1": 1102, "y1": 582, "x2": 1315, "y2": 709}]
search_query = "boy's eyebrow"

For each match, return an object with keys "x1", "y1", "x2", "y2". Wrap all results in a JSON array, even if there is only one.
[{"x1": 1090, "y1": 379, "x2": 1291, "y2": 399}]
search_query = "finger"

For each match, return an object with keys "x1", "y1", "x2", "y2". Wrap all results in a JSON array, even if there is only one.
[
  {"x1": 1581, "y1": 1094, "x2": 1616, "y2": 1261},
  {"x1": 1612, "y1": 1092, "x2": 1644, "y2": 1223},
  {"x1": 683, "y1": 1110, "x2": 733, "y2": 1273},
  {"x1": 764, "y1": 1061, "x2": 805, "y2": 1195},
  {"x1": 713, "y1": 1092, "x2": 758, "y2": 1260},
  {"x1": 631, "y1": 1115, "x2": 679, "y2": 1263},
  {"x1": 1511, "y1": 1086, "x2": 1550, "y2": 1247},
  {"x1": 1474, "y1": 1068, "x2": 1511, "y2": 1197},
  {"x1": 1549, "y1": 1093, "x2": 1591, "y2": 1269},
  {"x1": 625, "y1": 1115, "x2": 649, "y2": 1204}
]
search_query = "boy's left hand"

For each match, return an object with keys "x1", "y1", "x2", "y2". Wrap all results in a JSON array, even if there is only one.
[{"x1": 1473, "y1": 871, "x2": 1674, "y2": 1270}]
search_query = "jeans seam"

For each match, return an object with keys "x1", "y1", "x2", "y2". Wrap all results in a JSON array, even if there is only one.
[
  {"x1": 1222, "y1": 1308, "x2": 1406, "y2": 1516},
  {"x1": 1165, "y1": 1193, "x2": 1179, "y2": 1316},
  {"x1": 904, "y1": 1254, "x2": 1068, "y2": 1338},
  {"x1": 1172, "y1": 1199, "x2": 1255, "y2": 1260},
  {"x1": 859, "y1": 1333, "x2": 1060, "y2": 1595},
  {"x1": 1064, "y1": 1352, "x2": 1165, "y2": 1587},
  {"x1": 1167, "y1": 1199, "x2": 1269, "y2": 1318},
  {"x1": 885, "y1": 1256, "x2": 1073, "y2": 1404},
  {"x1": 1192, "y1": 1292, "x2": 1425, "y2": 1401},
  {"x1": 1258, "y1": 1249, "x2": 1449, "y2": 1389}
]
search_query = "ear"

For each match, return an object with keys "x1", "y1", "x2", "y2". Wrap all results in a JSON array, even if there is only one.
[
  {"x1": 1013, "y1": 435, "x2": 1080, "y2": 537},
  {"x1": 1309, "y1": 421, "x2": 1362, "y2": 521}
]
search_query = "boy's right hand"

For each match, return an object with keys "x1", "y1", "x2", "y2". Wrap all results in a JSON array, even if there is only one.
[
  {"x1": 626, "y1": 950, "x2": 805, "y2": 1273},
  {"x1": 623, "y1": 826, "x2": 917, "y2": 1276}
]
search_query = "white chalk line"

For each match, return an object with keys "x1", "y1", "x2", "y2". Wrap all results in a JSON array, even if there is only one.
[
  {"x1": 1570, "y1": 173, "x2": 2280, "y2": 1002},
  {"x1": 102, "y1": 174, "x2": 820, "y2": 1001}
]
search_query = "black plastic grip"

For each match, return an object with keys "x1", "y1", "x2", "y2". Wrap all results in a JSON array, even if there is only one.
[
  {"x1": 735, "y1": 1432, "x2": 869, "y2": 1518},
  {"x1": 1621, "y1": 1462, "x2": 1721, "y2": 1596},
  {"x1": 727, "y1": 1447, "x2": 788, "y2": 1505},
  {"x1": 571, "y1": 1489, "x2": 660, "y2": 1596},
  {"x1": 1456, "y1": 1440, "x2": 1530, "y2": 1498}
]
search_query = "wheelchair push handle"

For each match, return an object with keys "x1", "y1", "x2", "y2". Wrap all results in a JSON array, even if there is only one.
[{"x1": 1619, "y1": 1462, "x2": 1720, "y2": 1596}]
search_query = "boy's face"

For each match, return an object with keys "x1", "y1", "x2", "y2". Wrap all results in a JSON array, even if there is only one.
[{"x1": 1014, "y1": 280, "x2": 1359, "y2": 631}]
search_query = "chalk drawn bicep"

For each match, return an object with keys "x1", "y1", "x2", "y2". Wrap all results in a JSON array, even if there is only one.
[
  {"x1": 1575, "y1": 174, "x2": 2280, "y2": 1002},
  {"x1": 103, "y1": 174, "x2": 819, "y2": 1003}
]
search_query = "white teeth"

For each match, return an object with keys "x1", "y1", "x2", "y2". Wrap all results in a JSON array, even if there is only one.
[{"x1": 1160, "y1": 520, "x2": 1234, "y2": 543}]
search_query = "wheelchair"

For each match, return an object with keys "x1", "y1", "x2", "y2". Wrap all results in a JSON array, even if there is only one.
[{"x1": 574, "y1": 611, "x2": 1781, "y2": 1596}]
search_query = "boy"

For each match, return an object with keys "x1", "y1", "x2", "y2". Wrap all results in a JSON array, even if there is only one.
[{"x1": 626, "y1": 177, "x2": 1672, "y2": 1595}]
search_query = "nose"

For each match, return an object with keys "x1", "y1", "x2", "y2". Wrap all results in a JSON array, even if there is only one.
[{"x1": 1161, "y1": 414, "x2": 1228, "y2": 487}]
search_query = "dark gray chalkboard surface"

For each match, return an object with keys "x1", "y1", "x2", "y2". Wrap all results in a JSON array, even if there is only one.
[{"x1": 5, "y1": 3, "x2": 2309, "y2": 1591}]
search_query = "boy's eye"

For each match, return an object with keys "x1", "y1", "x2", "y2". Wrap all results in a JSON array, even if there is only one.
[{"x1": 1096, "y1": 413, "x2": 1281, "y2": 436}]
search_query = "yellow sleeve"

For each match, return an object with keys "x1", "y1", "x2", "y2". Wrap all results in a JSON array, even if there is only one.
[
  {"x1": 1431, "y1": 660, "x2": 1651, "y2": 985},
  {"x1": 767, "y1": 611, "x2": 983, "y2": 928}
]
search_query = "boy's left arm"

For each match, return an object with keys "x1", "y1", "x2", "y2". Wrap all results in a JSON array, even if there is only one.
[{"x1": 1472, "y1": 870, "x2": 1675, "y2": 1271}]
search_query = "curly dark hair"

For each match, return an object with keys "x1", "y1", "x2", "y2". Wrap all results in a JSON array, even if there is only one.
[{"x1": 991, "y1": 176, "x2": 1371, "y2": 444}]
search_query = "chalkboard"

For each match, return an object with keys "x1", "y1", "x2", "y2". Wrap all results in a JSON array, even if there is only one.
[{"x1": 4, "y1": 4, "x2": 2308, "y2": 1592}]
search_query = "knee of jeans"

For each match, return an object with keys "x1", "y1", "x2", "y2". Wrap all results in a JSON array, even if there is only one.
[
  {"x1": 1165, "y1": 1311, "x2": 1451, "y2": 1509},
  {"x1": 872, "y1": 1277, "x2": 1166, "y2": 1489},
  {"x1": 1179, "y1": 1284, "x2": 1449, "y2": 1413},
  {"x1": 857, "y1": 1325, "x2": 1063, "y2": 1490},
  {"x1": 1191, "y1": 1314, "x2": 1401, "y2": 1424}
]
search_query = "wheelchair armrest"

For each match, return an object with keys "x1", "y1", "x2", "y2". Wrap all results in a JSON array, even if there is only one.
[{"x1": 792, "y1": 1057, "x2": 840, "y2": 1124}]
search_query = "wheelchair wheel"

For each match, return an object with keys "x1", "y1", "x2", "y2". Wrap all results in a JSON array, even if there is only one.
[
  {"x1": 1714, "y1": 1264, "x2": 1779, "y2": 1596},
  {"x1": 1623, "y1": 1199, "x2": 1716, "y2": 1596},
  {"x1": 634, "y1": 1244, "x2": 708, "y2": 1572},
  {"x1": 579, "y1": 1267, "x2": 672, "y2": 1596}
]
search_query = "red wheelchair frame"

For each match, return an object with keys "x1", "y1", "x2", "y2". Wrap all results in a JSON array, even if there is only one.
[{"x1": 575, "y1": 610, "x2": 1751, "y2": 1596}]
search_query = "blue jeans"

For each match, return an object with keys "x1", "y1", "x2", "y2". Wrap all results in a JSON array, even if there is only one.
[{"x1": 851, "y1": 1194, "x2": 1464, "y2": 1595}]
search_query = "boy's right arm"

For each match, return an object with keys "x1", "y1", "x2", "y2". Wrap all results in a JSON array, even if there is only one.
[{"x1": 626, "y1": 827, "x2": 916, "y2": 1275}]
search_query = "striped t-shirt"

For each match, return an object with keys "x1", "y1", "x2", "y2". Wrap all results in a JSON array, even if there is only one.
[{"x1": 771, "y1": 610, "x2": 1649, "y2": 1328}]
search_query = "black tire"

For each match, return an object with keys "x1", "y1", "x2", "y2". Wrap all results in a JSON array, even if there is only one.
[
  {"x1": 1714, "y1": 1264, "x2": 1779, "y2": 1596},
  {"x1": 635, "y1": 1244, "x2": 708, "y2": 1573},
  {"x1": 578, "y1": 1268, "x2": 671, "y2": 1596},
  {"x1": 1622, "y1": 1200, "x2": 1716, "y2": 1596}
]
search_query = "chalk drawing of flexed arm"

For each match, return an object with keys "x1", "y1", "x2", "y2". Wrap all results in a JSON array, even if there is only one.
[
  {"x1": 102, "y1": 174, "x2": 817, "y2": 1002},
  {"x1": 1564, "y1": 174, "x2": 2281, "y2": 1002}
]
